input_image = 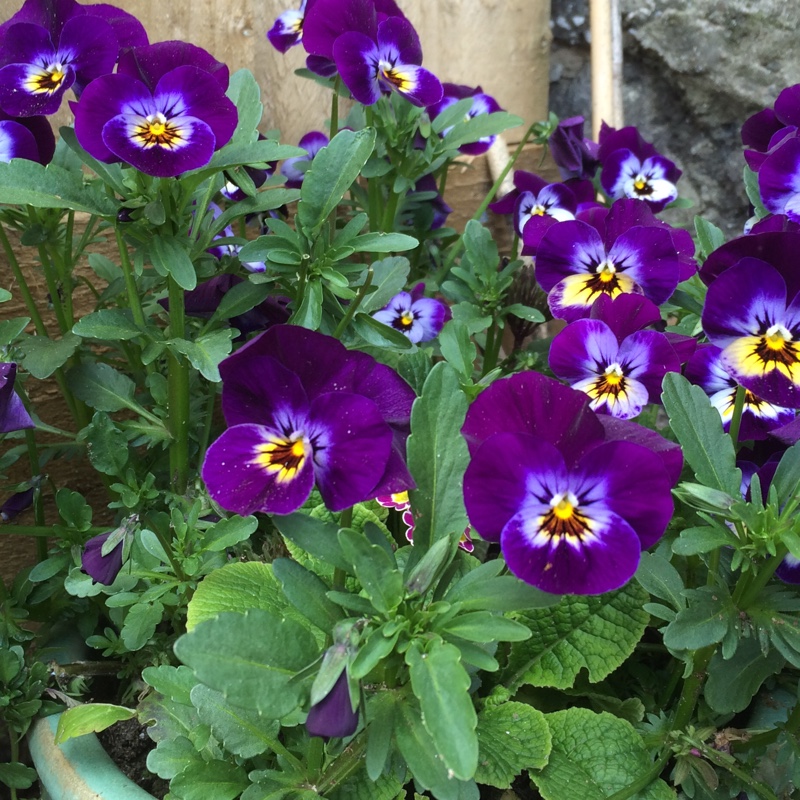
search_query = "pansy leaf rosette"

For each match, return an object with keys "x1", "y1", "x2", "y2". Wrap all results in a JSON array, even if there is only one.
[
  {"x1": 72, "y1": 40, "x2": 237, "y2": 178},
  {"x1": 201, "y1": 325, "x2": 415, "y2": 516},
  {"x1": 700, "y1": 230, "x2": 800, "y2": 409},
  {"x1": 534, "y1": 198, "x2": 696, "y2": 322},
  {"x1": 461, "y1": 372, "x2": 681, "y2": 595}
]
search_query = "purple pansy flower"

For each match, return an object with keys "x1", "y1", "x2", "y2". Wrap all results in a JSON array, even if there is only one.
[
  {"x1": 202, "y1": 325, "x2": 415, "y2": 516},
  {"x1": 549, "y1": 294, "x2": 684, "y2": 419},
  {"x1": 685, "y1": 343, "x2": 795, "y2": 440},
  {"x1": 0, "y1": 0, "x2": 147, "y2": 117},
  {"x1": 429, "y1": 83, "x2": 502, "y2": 155},
  {"x1": 72, "y1": 42, "x2": 237, "y2": 178},
  {"x1": 0, "y1": 485, "x2": 35, "y2": 522},
  {"x1": 81, "y1": 530, "x2": 125, "y2": 585},
  {"x1": 742, "y1": 84, "x2": 800, "y2": 172},
  {"x1": 517, "y1": 182, "x2": 578, "y2": 253},
  {"x1": 549, "y1": 115, "x2": 599, "y2": 180},
  {"x1": 306, "y1": 670, "x2": 359, "y2": 739},
  {"x1": 371, "y1": 283, "x2": 450, "y2": 343},
  {"x1": 281, "y1": 130, "x2": 328, "y2": 188},
  {"x1": 598, "y1": 123, "x2": 681, "y2": 212},
  {"x1": 756, "y1": 131, "x2": 800, "y2": 222},
  {"x1": 462, "y1": 372, "x2": 679, "y2": 595},
  {"x1": 267, "y1": 0, "x2": 311, "y2": 53},
  {"x1": 0, "y1": 363, "x2": 34, "y2": 433},
  {"x1": 535, "y1": 198, "x2": 690, "y2": 322},
  {"x1": 0, "y1": 110, "x2": 55, "y2": 163}
]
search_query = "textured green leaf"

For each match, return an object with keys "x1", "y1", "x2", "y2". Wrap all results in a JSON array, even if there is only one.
[
  {"x1": 290, "y1": 277, "x2": 322, "y2": 329},
  {"x1": 201, "y1": 139, "x2": 303, "y2": 175},
  {"x1": 365, "y1": 692, "x2": 397, "y2": 781},
  {"x1": 446, "y1": 571, "x2": 558, "y2": 613},
  {"x1": 174, "y1": 609, "x2": 319, "y2": 718},
  {"x1": 121, "y1": 600, "x2": 164, "y2": 650},
  {"x1": 146, "y1": 736, "x2": 203, "y2": 780},
  {"x1": 661, "y1": 372, "x2": 740, "y2": 494},
  {"x1": 475, "y1": 701, "x2": 551, "y2": 789},
  {"x1": 170, "y1": 329, "x2": 234, "y2": 382},
  {"x1": 149, "y1": 234, "x2": 196, "y2": 290},
  {"x1": 198, "y1": 515, "x2": 258, "y2": 552},
  {"x1": 635, "y1": 551, "x2": 685, "y2": 611},
  {"x1": 170, "y1": 759, "x2": 249, "y2": 800},
  {"x1": 0, "y1": 316, "x2": 29, "y2": 347},
  {"x1": 186, "y1": 561, "x2": 289, "y2": 631},
  {"x1": 19, "y1": 332, "x2": 80, "y2": 378},
  {"x1": 350, "y1": 231, "x2": 418, "y2": 253},
  {"x1": 704, "y1": 638, "x2": 785, "y2": 714},
  {"x1": 771, "y1": 440, "x2": 800, "y2": 507},
  {"x1": 142, "y1": 664, "x2": 198, "y2": 705},
  {"x1": 438, "y1": 319, "x2": 477, "y2": 379},
  {"x1": 297, "y1": 128, "x2": 377, "y2": 235},
  {"x1": 357, "y1": 256, "x2": 411, "y2": 314},
  {"x1": 407, "y1": 640, "x2": 478, "y2": 780},
  {"x1": 67, "y1": 362, "x2": 137, "y2": 412},
  {"x1": 272, "y1": 557, "x2": 343, "y2": 632},
  {"x1": 210, "y1": 281, "x2": 273, "y2": 322},
  {"x1": 72, "y1": 310, "x2": 141, "y2": 341},
  {"x1": 227, "y1": 68, "x2": 263, "y2": 143},
  {"x1": 670, "y1": 526, "x2": 736, "y2": 556},
  {"x1": 55, "y1": 704, "x2": 135, "y2": 743},
  {"x1": 442, "y1": 112, "x2": 523, "y2": 151},
  {"x1": 329, "y1": 769, "x2": 404, "y2": 800},
  {"x1": 693, "y1": 216, "x2": 726, "y2": 262},
  {"x1": 81, "y1": 412, "x2": 129, "y2": 476},
  {"x1": 531, "y1": 708, "x2": 674, "y2": 800},
  {"x1": 502, "y1": 582, "x2": 649, "y2": 691},
  {"x1": 407, "y1": 362, "x2": 470, "y2": 551},
  {"x1": 0, "y1": 762, "x2": 36, "y2": 790},
  {"x1": 338, "y1": 528, "x2": 404, "y2": 615},
  {"x1": 662, "y1": 589, "x2": 733, "y2": 651},
  {"x1": 440, "y1": 612, "x2": 532, "y2": 643},
  {"x1": 190, "y1": 684, "x2": 281, "y2": 758},
  {"x1": 351, "y1": 312, "x2": 414, "y2": 350},
  {"x1": 273, "y1": 513, "x2": 351, "y2": 573}
]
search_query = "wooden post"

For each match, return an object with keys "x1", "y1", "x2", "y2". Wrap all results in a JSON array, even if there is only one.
[{"x1": 590, "y1": 0, "x2": 624, "y2": 139}]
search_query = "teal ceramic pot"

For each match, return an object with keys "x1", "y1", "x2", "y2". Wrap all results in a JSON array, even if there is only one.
[{"x1": 28, "y1": 713, "x2": 155, "y2": 800}]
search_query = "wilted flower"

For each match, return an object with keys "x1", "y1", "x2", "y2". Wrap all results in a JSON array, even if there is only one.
[
  {"x1": 0, "y1": 485, "x2": 35, "y2": 521},
  {"x1": 0, "y1": 363, "x2": 34, "y2": 433},
  {"x1": 202, "y1": 325, "x2": 415, "y2": 515},
  {"x1": 371, "y1": 283, "x2": 450, "y2": 343},
  {"x1": 548, "y1": 115, "x2": 599, "y2": 180},
  {"x1": 462, "y1": 372, "x2": 680, "y2": 595},
  {"x1": 306, "y1": 670, "x2": 358, "y2": 739}
]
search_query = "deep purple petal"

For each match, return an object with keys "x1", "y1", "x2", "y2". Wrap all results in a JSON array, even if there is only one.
[
  {"x1": 773, "y1": 85, "x2": 800, "y2": 129},
  {"x1": 81, "y1": 531, "x2": 124, "y2": 585},
  {"x1": 0, "y1": 120, "x2": 40, "y2": 161},
  {"x1": 759, "y1": 136, "x2": 800, "y2": 221},
  {"x1": 80, "y1": 3, "x2": 148, "y2": 50},
  {"x1": 0, "y1": 61, "x2": 74, "y2": 117},
  {"x1": 589, "y1": 292, "x2": 662, "y2": 341},
  {"x1": 306, "y1": 671, "x2": 358, "y2": 739},
  {"x1": 535, "y1": 219, "x2": 606, "y2": 293},
  {"x1": 0, "y1": 363, "x2": 34, "y2": 432},
  {"x1": 376, "y1": 15, "x2": 422, "y2": 65},
  {"x1": 303, "y1": 0, "x2": 377, "y2": 60},
  {"x1": 267, "y1": 8, "x2": 305, "y2": 53},
  {"x1": 118, "y1": 41, "x2": 230, "y2": 92},
  {"x1": 742, "y1": 107, "x2": 782, "y2": 153},
  {"x1": 333, "y1": 31, "x2": 381, "y2": 105},
  {"x1": 549, "y1": 319, "x2": 620, "y2": 384},
  {"x1": 58, "y1": 15, "x2": 118, "y2": 92}
]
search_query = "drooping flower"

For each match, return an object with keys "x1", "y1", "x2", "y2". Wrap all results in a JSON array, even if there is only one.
[
  {"x1": 429, "y1": 83, "x2": 502, "y2": 155},
  {"x1": 548, "y1": 115, "x2": 599, "y2": 181},
  {"x1": 202, "y1": 325, "x2": 415, "y2": 516},
  {"x1": 371, "y1": 283, "x2": 450, "y2": 343},
  {"x1": 306, "y1": 670, "x2": 359, "y2": 739},
  {"x1": 535, "y1": 198, "x2": 691, "y2": 322},
  {"x1": 280, "y1": 130, "x2": 328, "y2": 188},
  {"x1": 598, "y1": 123, "x2": 681, "y2": 212},
  {"x1": 81, "y1": 529, "x2": 125, "y2": 585},
  {"x1": 72, "y1": 41, "x2": 237, "y2": 177},
  {"x1": 549, "y1": 294, "x2": 685, "y2": 419},
  {"x1": 0, "y1": 485, "x2": 35, "y2": 521},
  {"x1": 462, "y1": 372, "x2": 679, "y2": 595},
  {"x1": 685, "y1": 344, "x2": 795, "y2": 440},
  {"x1": 701, "y1": 235, "x2": 800, "y2": 408},
  {"x1": 0, "y1": 363, "x2": 34, "y2": 433},
  {"x1": 0, "y1": 0, "x2": 147, "y2": 116}
]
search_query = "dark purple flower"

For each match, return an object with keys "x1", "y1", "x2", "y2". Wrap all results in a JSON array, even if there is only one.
[
  {"x1": 72, "y1": 43, "x2": 237, "y2": 177},
  {"x1": 372, "y1": 283, "x2": 450, "y2": 343},
  {"x1": 535, "y1": 198, "x2": 688, "y2": 322},
  {"x1": 429, "y1": 83, "x2": 502, "y2": 155},
  {"x1": 267, "y1": 0, "x2": 310, "y2": 53},
  {"x1": 462, "y1": 372, "x2": 678, "y2": 595},
  {"x1": 517, "y1": 182, "x2": 577, "y2": 253},
  {"x1": 742, "y1": 85, "x2": 800, "y2": 171},
  {"x1": 0, "y1": 363, "x2": 34, "y2": 433},
  {"x1": 202, "y1": 325, "x2": 415, "y2": 515},
  {"x1": 549, "y1": 293, "x2": 683, "y2": 419},
  {"x1": 598, "y1": 123, "x2": 681, "y2": 212},
  {"x1": 756, "y1": 132, "x2": 800, "y2": 222},
  {"x1": 685, "y1": 343, "x2": 795, "y2": 440},
  {"x1": 549, "y1": 115, "x2": 599, "y2": 180},
  {"x1": 0, "y1": 109, "x2": 54, "y2": 163},
  {"x1": 306, "y1": 671, "x2": 358, "y2": 739},
  {"x1": 0, "y1": 0, "x2": 147, "y2": 116},
  {"x1": 333, "y1": 15, "x2": 442, "y2": 107},
  {"x1": 280, "y1": 130, "x2": 328, "y2": 188},
  {"x1": 81, "y1": 530, "x2": 125, "y2": 585},
  {"x1": 489, "y1": 169, "x2": 597, "y2": 222},
  {"x1": 0, "y1": 486, "x2": 35, "y2": 521}
]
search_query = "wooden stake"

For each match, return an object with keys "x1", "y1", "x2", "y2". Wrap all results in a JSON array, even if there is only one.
[{"x1": 590, "y1": 0, "x2": 624, "y2": 139}]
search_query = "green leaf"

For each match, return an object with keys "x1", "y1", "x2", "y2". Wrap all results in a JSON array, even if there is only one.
[
  {"x1": 440, "y1": 611, "x2": 532, "y2": 643},
  {"x1": 704, "y1": 638, "x2": 785, "y2": 714},
  {"x1": 174, "y1": 609, "x2": 319, "y2": 718},
  {"x1": 142, "y1": 664, "x2": 198, "y2": 705},
  {"x1": 0, "y1": 287, "x2": 11, "y2": 302},
  {"x1": 442, "y1": 112, "x2": 524, "y2": 151},
  {"x1": 338, "y1": 528, "x2": 404, "y2": 615},
  {"x1": 670, "y1": 526, "x2": 736, "y2": 556},
  {"x1": 170, "y1": 759, "x2": 249, "y2": 800},
  {"x1": 475, "y1": 702, "x2": 551, "y2": 789},
  {"x1": 72, "y1": 309, "x2": 141, "y2": 341},
  {"x1": 693, "y1": 216, "x2": 726, "y2": 261},
  {"x1": 199, "y1": 515, "x2": 258, "y2": 552},
  {"x1": 438, "y1": 319, "x2": 477, "y2": 379},
  {"x1": 297, "y1": 128, "x2": 377, "y2": 236},
  {"x1": 58, "y1": 126, "x2": 127, "y2": 195},
  {"x1": 200, "y1": 139, "x2": 303, "y2": 176},
  {"x1": 272, "y1": 557, "x2": 343, "y2": 632},
  {"x1": 290, "y1": 277, "x2": 322, "y2": 329},
  {"x1": 121, "y1": 601, "x2": 164, "y2": 650},
  {"x1": 350, "y1": 231, "x2": 418, "y2": 253},
  {"x1": 149, "y1": 234, "x2": 197, "y2": 290},
  {"x1": 503, "y1": 303, "x2": 545, "y2": 323},
  {"x1": 18, "y1": 332, "x2": 80, "y2": 378},
  {"x1": 329, "y1": 768, "x2": 404, "y2": 800},
  {"x1": 190, "y1": 684, "x2": 281, "y2": 758},
  {"x1": 56, "y1": 488, "x2": 92, "y2": 531},
  {"x1": 531, "y1": 708, "x2": 674, "y2": 800},
  {"x1": 743, "y1": 165, "x2": 769, "y2": 219},
  {"x1": 227, "y1": 68, "x2": 263, "y2": 143},
  {"x1": 351, "y1": 313, "x2": 414, "y2": 350},
  {"x1": 461, "y1": 220, "x2": 499, "y2": 279},
  {"x1": 0, "y1": 158, "x2": 118, "y2": 215},
  {"x1": 365, "y1": 692, "x2": 397, "y2": 781},
  {"x1": 635, "y1": 551, "x2": 685, "y2": 611},
  {"x1": 349, "y1": 627, "x2": 399, "y2": 680},
  {"x1": 80, "y1": 412, "x2": 129, "y2": 476},
  {"x1": 186, "y1": 561, "x2": 290, "y2": 631},
  {"x1": 407, "y1": 362, "x2": 470, "y2": 551},
  {"x1": 67, "y1": 362, "x2": 138, "y2": 413},
  {"x1": 55, "y1": 703, "x2": 135, "y2": 743},
  {"x1": 0, "y1": 316, "x2": 31, "y2": 346},
  {"x1": 146, "y1": 737, "x2": 203, "y2": 780},
  {"x1": 273, "y1": 513, "x2": 351, "y2": 573},
  {"x1": 170, "y1": 329, "x2": 234, "y2": 382},
  {"x1": 210, "y1": 281, "x2": 273, "y2": 323},
  {"x1": 501, "y1": 582, "x2": 650, "y2": 692},
  {"x1": 661, "y1": 372, "x2": 741, "y2": 494},
  {"x1": 358, "y1": 256, "x2": 410, "y2": 314},
  {"x1": 771, "y1": 439, "x2": 800, "y2": 507},
  {"x1": 662, "y1": 589, "x2": 733, "y2": 651},
  {"x1": 446, "y1": 571, "x2": 559, "y2": 613},
  {"x1": 0, "y1": 762, "x2": 36, "y2": 790},
  {"x1": 406, "y1": 640, "x2": 478, "y2": 780}
]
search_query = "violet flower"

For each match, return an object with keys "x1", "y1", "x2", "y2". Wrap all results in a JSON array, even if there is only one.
[
  {"x1": 81, "y1": 530, "x2": 125, "y2": 585},
  {"x1": 429, "y1": 83, "x2": 502, "y2": 155},
  {"x1": 597, "y1": 123, "x2": 681, "y2": 212},
  {"x1": 267, "y1": 0, "x2": 311, "y2": 53},
  {"x1": 281, "y1": 130, "x2": 328, "y2": 188},
  {"x1": 0, "y1": 110, "x2": 54, "y2": 163},
  {"x1": 535, "y1": 198, "x2": 691, "y2": 322},
  {"x1": 0, "y1": 363, "x2": 34, "y2": 433},
  {"x1": 371, "y1": 283, "x2": 450, "y2": 343},
  {"x1": 202, "y1": 325, "x2": 415, "y2": 516},
  {"x1": 72, "y1": 41, "x2": 237, "y2": 178},
  {"x1": 306, "y1": 670, "x2": 358, "y2": 739},
  {"x1": 742, "y1": 84, "x2": 800, "y2": 172},
  {"x1": 549, "y1": 115, "x2": 599, "y2": 180},
  {"x1": 0, "y1": 0, "x2": 147, "y2": 117},
  {"x1": 462, "y1": 372, "x2": 680, "y2": 595},
  {"x1": 549, "y1": 293, "x2": 684, "y2": 419},
  {"x1": 755, "y1": 131, "x2": 800, "y2": 222},
  {"x1": 0, "y1": 486, "x2": 35, "y2": 521}
]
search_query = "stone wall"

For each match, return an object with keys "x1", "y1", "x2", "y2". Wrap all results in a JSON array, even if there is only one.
[{"x1": 549, "y1": 0, "x2": 800, "y2": 236}]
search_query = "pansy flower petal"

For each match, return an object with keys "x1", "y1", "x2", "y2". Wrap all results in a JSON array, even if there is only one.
[
  {"x1": 267, "y1": 7, "x2": 306, "y2": 53},
  {"x1": 118, "y1": 41, "x2": 230, "y2": 91},
  {"x1": 333, "y1": 31, "x2": 382, "y2": 105},
  {"x1": 0, "y1": 119, "x2": 39, "y2": 161},
  {"x1": 759, "y1": 136, "x2": 800, "y2": 221},
  {"x1": 0, "y1": 363, "x2": 35, "y2": 432}
]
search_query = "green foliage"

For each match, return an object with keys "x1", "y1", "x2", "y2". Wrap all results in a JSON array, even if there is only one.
[{"x1": 55, "y1": 703, "x2": 136, "y2": 743}]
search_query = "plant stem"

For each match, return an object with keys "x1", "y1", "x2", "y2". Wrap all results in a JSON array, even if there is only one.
[
  {"x1": 167, "y1": 277, "x2": 190, "y2": 495},
  {"x1": 733, "y1": 548, "x2": 787, "y2": 609},
  {"x1": 307, "y1": 735, "x2": 324, "y2": 782},
  {"x1": 329, "y1": 76, "x2": 341, "y2": 142},
  {"x1": 0, "y1": 524, "x2": 110, "y2": 537},
  {"x1": 332, "y1": 268, "x2": 373, "y2": 339},
  {"x1": 316, "y1": 735, "x2": 367, "y2": 795},
  {"x1": 728, "y1": 384, "x2": 747, "y2": 448},
  {"x1": 694, "y1": 742, "x2": 779, "y2": 800},
  {"x1": 0, "y1": 221, "x2": 49, "y2": 337}
]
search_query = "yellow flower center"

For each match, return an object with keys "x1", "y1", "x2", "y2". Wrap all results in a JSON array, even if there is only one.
[
  {"x1": 254, "y1": 434, "x2": 308, "y2": 483},
  {"x1": 133, "y1": 113, "x2": 184, "y2": 149}
]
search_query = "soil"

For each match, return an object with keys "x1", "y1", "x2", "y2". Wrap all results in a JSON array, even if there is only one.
[{"x1": 97, "y1": 718, "x2": 169, "y2": 799}]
